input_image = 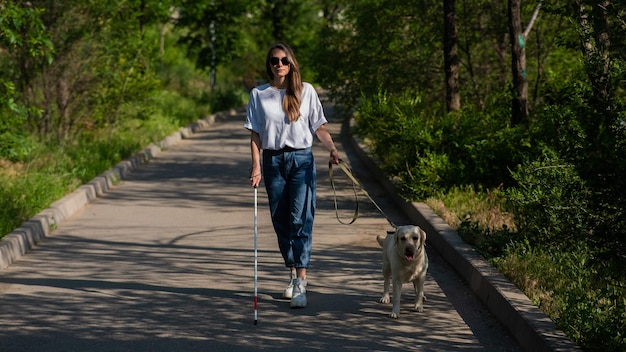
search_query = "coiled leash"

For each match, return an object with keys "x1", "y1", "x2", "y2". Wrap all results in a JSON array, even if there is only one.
[{"x1": 329, "y1": 160, "x2": 398, "y2": 232}]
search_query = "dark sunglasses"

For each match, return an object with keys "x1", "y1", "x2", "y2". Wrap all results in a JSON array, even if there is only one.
[{"x1": 270, "y1": 57, "x2": 290, "y2": 66}]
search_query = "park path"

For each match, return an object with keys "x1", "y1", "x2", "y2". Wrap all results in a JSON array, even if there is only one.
[{"x1": 0, "y1": 102, "x2": 521, "y2": 351}]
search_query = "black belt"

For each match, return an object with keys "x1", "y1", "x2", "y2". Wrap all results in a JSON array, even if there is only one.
[{"x1": 265, "y1": 146, "x2": 309, "y2": 154}]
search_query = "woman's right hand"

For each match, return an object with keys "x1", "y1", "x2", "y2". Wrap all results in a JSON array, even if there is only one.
[
  {"x1": 249, "y1": 131, "x2": 262, "y2": 188},
  {"x1": 249, "y1": 167, "x2": 262, "y2": 188}
]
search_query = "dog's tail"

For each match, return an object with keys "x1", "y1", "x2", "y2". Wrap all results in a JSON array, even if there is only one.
[{"x1": 376, "y1": 234, "x2": 386, "y2": 247}]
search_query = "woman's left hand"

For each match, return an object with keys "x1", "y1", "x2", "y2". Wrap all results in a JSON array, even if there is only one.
[{"x1": 330, "y1": 149, "x2": 340, "y2": 165}]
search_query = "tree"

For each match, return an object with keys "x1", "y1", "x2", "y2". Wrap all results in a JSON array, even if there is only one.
[
  {"x1": 263, "y1": 0, "x2": 307, "y2": 42},
  {"x1": 0, "y1": 1, "x2": 53, "y2": 159},
  {"x1": 314, "y1": 0, "x2": 443, "y2": 108},
  {"x1": 508, "y1": 0, "x2": 542, "y2": 126},
  {"x1": 444, "y1": 0, "x2": 460, "y2": 112},
  {"x1": 571, "y1": 0, "x2": 625, "y2": 263},
  {"x1": 176, "y1": 0, "x2": 259, "y2": 88},
  {"x1": 17, "y1": 0, "x2": 172, "y2": 142},
  {"x1": 574, "y1": 0, "x2": 612, "y2": 110}
]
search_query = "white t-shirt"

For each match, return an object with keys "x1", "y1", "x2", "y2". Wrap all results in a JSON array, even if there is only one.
[{"x1": 244, "y1": 82, "x2": 327, "y2": 150}]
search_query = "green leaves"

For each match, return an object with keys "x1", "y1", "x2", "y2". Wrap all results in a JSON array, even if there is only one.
[
  {"x1": 0, "y1": 2, "x2": 54, "y2": 59},
  {"x1": 507, "y1": 148, "x2": 591, "y2": 244},
  {"x1": 0, "y1": 2, "x2": 53, "y2": 160},
  {"x1": 355, "y1": 88, "x2": 527, "y2": 199}
]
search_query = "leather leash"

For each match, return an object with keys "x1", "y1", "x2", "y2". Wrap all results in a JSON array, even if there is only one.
[{"x1": 329, "y1": 160, "x2": 398, "y2": 231}]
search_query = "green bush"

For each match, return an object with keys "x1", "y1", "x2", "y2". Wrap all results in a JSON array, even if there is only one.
[
  {"x1": 503, "y1": 145, "x2": 625, "y2": 351},
  {"x1": 354, "y1": 90, "x2": 440, "y2": 198},
  {"x1": 355, "y1": 90, "x2": 530, "y2": 199},
  {"x1": 531, "y1": 81, "x2": 626, "y2": 268},
  {"x1": 0, "y1": 86, "x2": 33, "y2": 161},
  {"x1": 506, "y1": 147, "x2": 592, "y2": 246},
  {"x1": 0, "y1": 131, "x2": 34, "y2": 162},
  {"x1": 209, "y1": 87, "x2": 246, "y2": 113}
]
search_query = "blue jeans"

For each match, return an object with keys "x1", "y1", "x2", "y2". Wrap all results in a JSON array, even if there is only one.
[{"x1": 263, "y1": 148, "x2": 316, "y2": 269}]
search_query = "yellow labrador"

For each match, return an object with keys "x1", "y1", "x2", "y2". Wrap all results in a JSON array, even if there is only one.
[{"x1": 376, "y1": 225, "x2": 428, "y2": 318}]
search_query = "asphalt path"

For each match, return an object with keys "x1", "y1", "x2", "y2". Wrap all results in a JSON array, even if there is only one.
[{"x1": 0, "y1": 102, "x2": 522, "y2": 351}]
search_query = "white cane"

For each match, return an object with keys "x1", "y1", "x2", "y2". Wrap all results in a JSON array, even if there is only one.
[{"x1": 253, "y1": 186, "x2": 258, "y2": 325}]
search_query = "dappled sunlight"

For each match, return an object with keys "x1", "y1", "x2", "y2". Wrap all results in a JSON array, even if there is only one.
[{"x1": 0, "y1": 112, "x2": 520, "y2": 351}]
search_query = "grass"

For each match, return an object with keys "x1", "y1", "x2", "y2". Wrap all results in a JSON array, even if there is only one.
[
  {"x1": 427, "y1": 186, "x2": 626, "y2": 351},
  {"x1": 0, "y1": 162, "x2": 78, "y2": 236},
  {"x1": 425, "y1": 185, "x2": 515, "y2": 233},
  {"x1": 494, "y1": 241, "x2": 626, "y2": 350}
]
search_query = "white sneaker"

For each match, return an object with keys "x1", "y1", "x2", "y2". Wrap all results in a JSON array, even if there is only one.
[
  {"x1": 290, "y1": 278, "x2": 307, "y2": 308},
  {"x1": 283, "y1": 272, "x2": 297, "y2": 299}
]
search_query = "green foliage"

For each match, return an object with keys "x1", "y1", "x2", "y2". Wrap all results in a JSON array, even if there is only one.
[
  {"x1": 354, "y1": 90, "x2": 426, "y2": 170},
  {"x1": 506, "y1": 148, "x2": 592, "y2": 246},
  {"x1": 458, "y1": 219, "x2": 516, "y2": 258},
  {"x1": 0, "y1": 101, "x2": 181, "y2": 235},
  {"x1": 0, "y1": 0, "x2": 175, "y2": 144},
  {"x1": 313, "y1": 0, "x2": 442, "y2": 107},
  {"x1": 432, "y1": 185, "x2": 626, "y2": 351},
  {"x1": 355, "y1": 89, "x2": 530, "y2": 198},
  {"x1": 427, "y1": 185, "x2": 517, "y2": 257},
  {"x1": 0, "y1": 128, "x2": 34, "y2": 162},
  {"x1": 524, "y1": 74, "x2": 626, "y2": 270},
  {"x1": 150, "y1": 90, "x2": 210, "y2": 128},
  {"x1": 175, "y1": 0, "x2": 327, "y2": 87},
  {"x1": 502, "y1": 76, "x2": 626, "y2": 346},
  {"x1": 177, "y1": 0, "x2": 254, "y2": 72},
  {"x1": 0, "y1": 1, "x2": 54, "y2": 65},
  {"x1": 0, "y1": 0, "x2": 249, "y2": 240},
  {"x1": 495, "y1": 240, "x2": 626, "y2": 352},
  {"x1": 0, "y1": 171, "x2": 74, "y2": 236},
  {"x1": 0, "y1": 1, "x2": 54, "y2": 160},
  {"x1": 0, "y1": 139, "x2": 82, "y2": 235},
  {"x1": 208, "y1": 87, "x2": 246, "y2": 113},
  {"x1": 0, "y1": 81, "x2": 30, "y2": 160}
]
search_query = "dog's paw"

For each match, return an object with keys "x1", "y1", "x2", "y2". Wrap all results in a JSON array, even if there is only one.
[
  {"x1": 413, "y1": 293, "x2": 426, "y2": 312},
  {"x1": 389, "y1": 310, "x2": 400, "y2": 319},
  {"x1": 379, "y1": 295, "x2": 390, "y2": 304}
]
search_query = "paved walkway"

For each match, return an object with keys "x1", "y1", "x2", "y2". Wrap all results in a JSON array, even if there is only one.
[{"x1": 0, "y1": 104, "x2": 522, "y2": 351}]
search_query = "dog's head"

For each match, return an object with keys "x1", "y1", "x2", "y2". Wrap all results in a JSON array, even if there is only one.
[{"x1": 394, "y1": 225, "x2": 426, "y2": 261}]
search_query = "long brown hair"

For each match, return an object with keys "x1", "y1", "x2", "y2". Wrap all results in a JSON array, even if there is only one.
[{"x1": 266, "y1": 42, "x2": 302, "y2": 123}]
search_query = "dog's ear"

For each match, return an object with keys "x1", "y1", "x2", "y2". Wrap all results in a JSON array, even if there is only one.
[
  {"x1": 419, "y1": 227, "x2": 427, "y2": 243},
  {"x1": 376, "y1": 234, "x2": 386, "y2": 248}
]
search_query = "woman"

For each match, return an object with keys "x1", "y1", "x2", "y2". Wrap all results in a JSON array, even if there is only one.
[{"x1": 244, "y1": 42, "x2": 340, "y2": 308}]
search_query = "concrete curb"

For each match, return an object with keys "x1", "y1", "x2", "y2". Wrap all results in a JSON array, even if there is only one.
[
  {"x1": 346, "y1": 122, "x2": 580, "y2": 352},
  {"x1": 0, "y1": 109, "x2": 239, "y2": 270}
]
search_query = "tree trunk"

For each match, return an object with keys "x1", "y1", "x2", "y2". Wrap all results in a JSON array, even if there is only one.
[
  {"x1": 444, "y1": 0, "x2": 460, "y2": 112},
  {"x1": 508, "y1": 0, "x2": 529, "y2": 126},
  {"x1": 576, "y1": 0, "x2": 611, "y2": 108},
  {"x1": 271, "y1": 0, "x2": 288, "y2": 41}
]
